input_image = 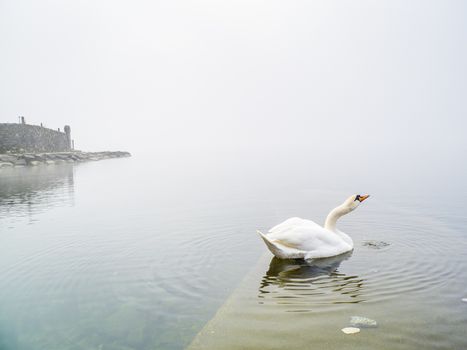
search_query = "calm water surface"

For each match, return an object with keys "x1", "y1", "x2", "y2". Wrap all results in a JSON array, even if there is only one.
[{"x1": 0, "y1": 156, "x2": 466, "y2": 350}]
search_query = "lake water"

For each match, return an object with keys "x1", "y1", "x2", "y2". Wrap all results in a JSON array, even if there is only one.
[{"x1": 0, "y1": 155, "x2": 466, "y2": 350}]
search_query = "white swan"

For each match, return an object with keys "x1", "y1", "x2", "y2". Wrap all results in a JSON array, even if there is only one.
[{"x1": 258, "y1": 194, "x2": 370, "y2": 260}]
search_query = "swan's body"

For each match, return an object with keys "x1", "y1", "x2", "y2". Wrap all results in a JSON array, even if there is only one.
[
  {"x1": 258, "y1": 194, "x2": 369, "y2": 260},
  {"x1": 258, "y1": 217, "x2": 352, "y2": 259}
]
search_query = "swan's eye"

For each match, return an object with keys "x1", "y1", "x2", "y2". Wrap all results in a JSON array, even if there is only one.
[{"x1": 355, "y1": 195, "x2": 360, "y2": 202}]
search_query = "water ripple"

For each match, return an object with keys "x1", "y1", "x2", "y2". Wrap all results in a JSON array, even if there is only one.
[{"x1": 255, "y1": 207, "x2": 467, "y2": 313}]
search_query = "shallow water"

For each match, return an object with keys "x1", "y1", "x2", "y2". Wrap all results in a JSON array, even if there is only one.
[
  {"x1": 189, "y1": 199, "x2": 467, "y2": 350},
  {"x1": 0, "y1": 156, "x2": 466, "y2": 350}
]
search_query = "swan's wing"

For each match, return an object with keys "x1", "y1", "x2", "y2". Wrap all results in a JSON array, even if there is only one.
[
  {"x1": 268, "y1": 217, "x2": 321, "y2": 235},
  {"x1": 257, "y1": 230, "x2": 307, "y2": 259},
  {"x1": 268, "y1": 217, "x2": 303, "y2": 233},
  {"x1": 267, "y1": 224, "x2": 345, "y2": 252}
]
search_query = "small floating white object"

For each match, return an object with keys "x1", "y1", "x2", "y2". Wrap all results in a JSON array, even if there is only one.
[
  {"x1": 341, "y1": 327, "x2": 360, "y2": 334},
  {"x1": 462, "y1": 298, "x2": 467, "y2": 303}
]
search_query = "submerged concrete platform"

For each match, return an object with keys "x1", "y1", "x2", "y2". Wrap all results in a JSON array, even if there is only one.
[
  {"x1": 186, "y1": 248, "x2": 450, "y2": 350},
  {"x1": 187, "y1": 254, "x2": 363, "y2": 350}
]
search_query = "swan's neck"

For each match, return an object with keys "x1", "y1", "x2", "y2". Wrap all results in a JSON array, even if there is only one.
[{"x1": 324, "y1": 205, "x2": 351, "y2": 232}]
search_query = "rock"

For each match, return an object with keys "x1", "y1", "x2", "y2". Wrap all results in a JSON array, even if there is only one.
[
  {"x1": 14, "y1": 159, "x2": 27, "y2": 166},
  {"x1": 0, "y1": 162, "x2": 13, "y2": 168},
  {"x1": 0, "y1": 155, "x2": 17, "y2": 162},
  {"x1": 342, "y1": 327, "x2": 360, "y2": 334},
  {"x1": 350, "y1": 316, "x2": 378, "y2": 328},
  {"x1": 20, "y1": 154, "x2": 39, "y2": 165},
  {"x1": 0, "y1": 151, "x2": 131, "y2": 167},
  {"x1": 55, "y1": 154, "x2": 69, "y2": 160},
  {"x1": 22, "y1": 154, "x2": 36, "y2": 160},
  {"x1": 45, "y1": 153, "x2": 59, "y2": 160}
]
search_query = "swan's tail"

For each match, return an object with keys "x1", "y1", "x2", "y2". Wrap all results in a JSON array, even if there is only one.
[{"x1": 256, "y1": 230, "x2": 305, "y2": 259}]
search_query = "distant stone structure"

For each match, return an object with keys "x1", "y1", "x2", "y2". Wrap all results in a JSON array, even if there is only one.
[
  {"x1": 64, "y1": 125, "x2": 72, "y2": 150},
  {"x1": 0, "y1": 119, "x2": 73, "y2": 153}
]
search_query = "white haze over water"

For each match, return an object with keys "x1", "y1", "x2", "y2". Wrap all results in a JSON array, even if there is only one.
[{"x1": 1, "y1": 0, "x2": 466, "y2": 194}]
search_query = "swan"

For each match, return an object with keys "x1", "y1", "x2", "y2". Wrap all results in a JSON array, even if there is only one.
[{"x1": 257, "y1": 194, "x2": 370, "y2": 260}]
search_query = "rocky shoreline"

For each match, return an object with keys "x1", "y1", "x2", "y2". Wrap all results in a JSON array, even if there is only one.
[{"x1": 0, "y1": 151, "x2": 131, "y2": 168}]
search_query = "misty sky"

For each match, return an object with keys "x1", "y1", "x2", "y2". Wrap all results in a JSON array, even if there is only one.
[{"x1": 1, "y1": 0, "x2": 466, "y2": 181}]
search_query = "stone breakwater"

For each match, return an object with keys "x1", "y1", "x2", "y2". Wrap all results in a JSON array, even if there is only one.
[{"x1": 0, "y1": 151, "x2": 131, "y2": 167}]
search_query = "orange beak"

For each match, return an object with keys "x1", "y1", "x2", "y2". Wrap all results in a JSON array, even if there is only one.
[{"x1": 359, "y1": 194, "x2": 370, "y2": 202}]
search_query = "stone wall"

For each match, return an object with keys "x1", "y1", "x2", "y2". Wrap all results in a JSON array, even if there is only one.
[{"x1": 0, "y1": 123, "x2": 71, "y2": 153}]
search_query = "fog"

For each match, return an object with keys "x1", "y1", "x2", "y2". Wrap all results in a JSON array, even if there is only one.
[{"x1": 1, "y1": 0, "x2": 466, "y2": 193}]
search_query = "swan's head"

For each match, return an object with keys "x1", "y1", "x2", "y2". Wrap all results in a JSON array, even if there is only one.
[
  {"x1": 325, "y1": 194, "x2": 370, "y2": 231},
  {"x1": 343, "y1": 194, "x2": 370, "y2": 212}
]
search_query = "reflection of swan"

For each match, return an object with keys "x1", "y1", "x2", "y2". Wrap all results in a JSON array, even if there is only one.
[
  {"x1": 259, "y1": 253, "x2": 365, "y2": 309},
  {"x1": 263, "y1": 253, "x2": 352, "y2": 281},
  {"x1": 257, "y1": 194, "x2": 370, "y2": 259}
]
